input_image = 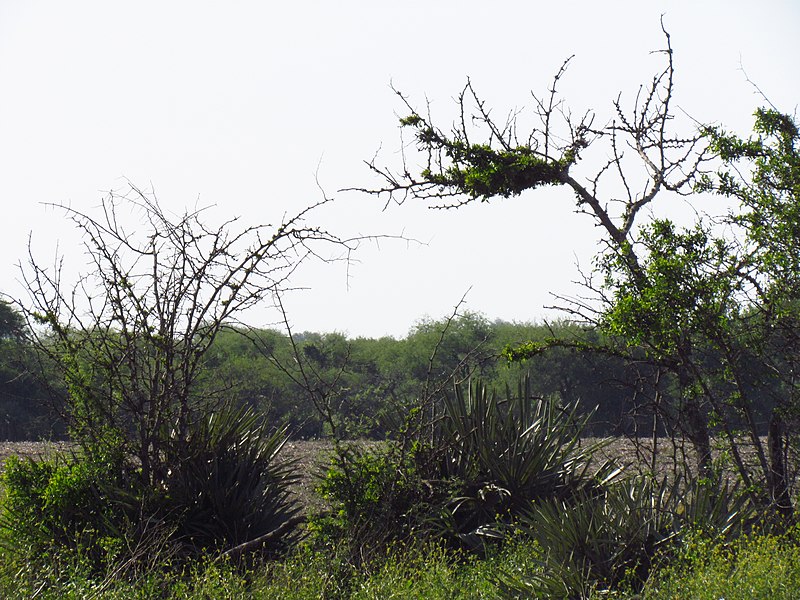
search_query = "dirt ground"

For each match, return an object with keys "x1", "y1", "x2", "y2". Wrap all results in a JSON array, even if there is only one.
[
  {"x1": 0, "y1": 437, "x2": 774, "y2": 515},
  {"x1": 0, "y1": 439, "x2": 337, "y2": 515},
  {"x1": 279, "y1": 439, "x2": 335, "y2": 513},
  {"x1": 0, "y1": 441, "x2": 74, "y2": 467}
]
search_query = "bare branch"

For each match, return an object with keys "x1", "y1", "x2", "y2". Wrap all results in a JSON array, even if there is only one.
[{"x1": 18, "y1": 182, "x2": 387, "y2": 481}]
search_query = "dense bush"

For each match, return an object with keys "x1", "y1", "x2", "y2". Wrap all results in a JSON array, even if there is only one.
[
  {"x1": 0, "y1": 403, "x2": 300, "y2": 580},
  {"x1": 311, "y1": 442, "x2": 434, "y2": 566},
  {"x1": 0, "y1": 447, "x2": 138, "y2": 572},
  {"x1": 313, "y1": 376, "x2": 616, "y2": 559}
]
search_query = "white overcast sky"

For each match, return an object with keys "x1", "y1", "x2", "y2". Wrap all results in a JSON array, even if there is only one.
[{"x1": 1, "y1": 1, "x2": 798, "y2": 338}]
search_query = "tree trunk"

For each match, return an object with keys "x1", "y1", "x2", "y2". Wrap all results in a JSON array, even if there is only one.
[
  {"x1": 685, "y1": 395, "x2": 713, "y2": 480},
  {"x1": 768, "y1": 413, "x2": 793, "y2": 519},
  {"x1": 677, "y1": 361, "x2": 714, "y2": 480}
]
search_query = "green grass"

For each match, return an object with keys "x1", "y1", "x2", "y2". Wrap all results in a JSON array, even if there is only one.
[
  {"x1": 0, "y1": 540, "x2": 529, "y2": 599},
  {"x1": 643, "y1": 530, "x2": 800, "y2": 600},
  {"x1": 0, "y1": 524, "x2": 799, "y2": 599}
]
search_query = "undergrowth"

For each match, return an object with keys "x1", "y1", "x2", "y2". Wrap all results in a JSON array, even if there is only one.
[
  {"x1": 0, "y1": 381, "x2": 796, "y2": 598},
  {"x1": 644, "y1": 527, "x2": 800, "y2": 600},
  {"x1": 0, "y1": 531, "x2": 799, "y2": 599}
]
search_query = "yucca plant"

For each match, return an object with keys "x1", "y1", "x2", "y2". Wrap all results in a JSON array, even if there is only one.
[
  {"x1": 160, "y1": 402, "x2": 301, "y2": 555},
  {"x1": 497, "y1": 473, "x2": 755, "y2": 598},
  {"x1": 673, "y1": 475, "x2": 756, "y2": 536},
  {"x1": 499, "y1": 476, "x2": 677, "y2": 598},
  {"x1": 423, "y1": 376, "x2": 615, "y2": 549}
]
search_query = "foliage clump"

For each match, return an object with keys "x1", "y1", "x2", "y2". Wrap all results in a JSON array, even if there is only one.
[
  {"x1": 0, "y1": 403, "x2": 301, "y2": 576},
  {"x1": 313, "y1": 376, "x2": 615, "y2": 563},
  {"x1": 400, "y1": 111, "x2": 572, "y2": 200},
  {"x1": 1, "y1": 449, "x2": 134, "y2": 573}
]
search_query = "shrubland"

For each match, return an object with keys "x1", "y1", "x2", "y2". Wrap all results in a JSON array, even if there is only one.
[{"x1": 0, "y1": 20, "x2": 799, "y2": 598}]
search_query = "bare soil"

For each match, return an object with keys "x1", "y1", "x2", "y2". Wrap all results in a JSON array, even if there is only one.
[
  {"x1": 279, "y1": 439, "x2": 335, "y2": 514},
  {"x1": 0, "y1": 437, "x2": 769, "y2": 515},
  {"x1": 0, "y1": 441, "x2": 74, "y2": 468},
  {"x1": 0, "y1": 440, "x2": 336, "y2": 515}
]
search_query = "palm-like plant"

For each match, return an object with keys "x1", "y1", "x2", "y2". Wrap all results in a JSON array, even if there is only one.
[
  {"x1": 497, "y1": 474, "x2": 754, "y2": 598},
  {"x1": 161, "y1": 402, "x2": 301, "y2": 555},
  {"x1": 424, "y1": 377, "x2": 615, "y2": 548}
]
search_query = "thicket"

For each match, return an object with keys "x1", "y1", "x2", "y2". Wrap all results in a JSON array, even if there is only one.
[{"x1": 0, "y1": 310, "x2": 671, "y2": 442}]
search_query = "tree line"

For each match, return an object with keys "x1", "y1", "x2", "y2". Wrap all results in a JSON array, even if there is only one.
[
  {"x1": 0, "y1": 301, "x2": 668, "y2": 441},
  {"x1": 2, "y1": 294, "x2": 789, "y2": 448}
]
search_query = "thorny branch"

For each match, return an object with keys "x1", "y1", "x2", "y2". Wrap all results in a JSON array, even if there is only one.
[
  {"x1": 18, "y1": 181, "x2": 392, "y2": 482},
  {"x1": 346, "y1": 21, "x2": 711, "y2": 290}
]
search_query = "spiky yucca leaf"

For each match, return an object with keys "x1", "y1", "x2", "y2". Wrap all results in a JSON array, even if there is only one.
[
  {"x1": 440, "y1": 377, "x2": 604, "y2": 496},
  {"x1": 430, "y1": 377, "x2": 615, "y2": 548},
  {"x1": 498, "y1": 474, "x2": 754, "y2": 598},
  {"x1": 162, "y1": 403, "x2": 300, "y2": 554}
]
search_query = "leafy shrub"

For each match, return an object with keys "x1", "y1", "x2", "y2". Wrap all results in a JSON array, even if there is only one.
[
  {"x1": 311, "y1": 442, "x2": 432, "y2": 562},
  {"x1": 1, "y1": 448, "x2": 137, "y2": 572}
]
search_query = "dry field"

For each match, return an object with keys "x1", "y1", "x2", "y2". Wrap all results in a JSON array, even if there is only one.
[
  {"x1": 0, "y1": 441, "x2": 73, "y2": 468},
  {"x1": 0, "y1": 439, "x2": 337, "y2": 515},
  {"x1": 0, "y1": 437, "x2": 778, "y2": 515}
]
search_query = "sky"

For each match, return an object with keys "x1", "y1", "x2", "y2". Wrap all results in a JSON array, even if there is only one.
[{"x1": 1, "y1": 1, "x2": 798, "y2": 339}]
